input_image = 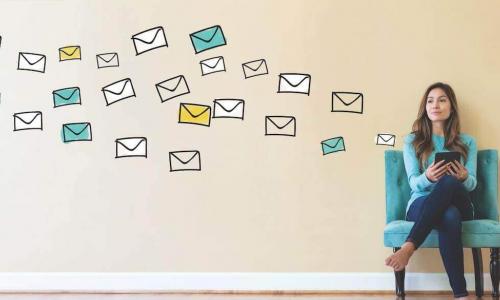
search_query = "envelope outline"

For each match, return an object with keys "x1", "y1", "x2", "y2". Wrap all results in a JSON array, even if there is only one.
[
  {"x1": 53, "y1": 87, "x2": 81, "y2": 107},
  {"x1": 155, "y1": 75, "x2": 190, "y2": 102},
  {"x1": 115, "y1": 137, "x2": 147, "y2": 158},
  {"x1": 265, "y1": 116, "x2": 296, "y2": 136},
  {"x1": 96, "y1": 52, "x2": 119, "y2": 68},
  {"x1": 102, "y1": 78, "x2": 136, "y2": 105},
  {"x1": 213, "y1": 99, "x2": 245, "y2": 119},
  {"x1": 59, "y1": 46, "x2": 81, "y2": 61},
  {"x1": 179, "y1": 103, "x2": 211, "y2": 126},
  {"x1": 62, "y1": 122, "x2": 92, "y2": 142},
  {"x1": 242, "y1": 59, "x2": 268, "y2": 78},
  {"x1": 189, "y1": 25, "x2": 226, "y2": 54},
  {"x1": 131, "y1": 26, "x2": 168, "y2": 55},
  {"x1": 321, "y1": 136, "x2": 346, "y2": 155},
  {"x1": 169, "y1": 150, "x2": 201, "y2": 171},
  {"x1": 200, "y1": 56, "x2": 226, "y2": 76},
  {"x1": 376, "y1": 133, "x2": 396, "y2": 146},
  {"x1": 13, "y1": 111, "x2": 43, "y2": 131},
  {"x1": 331, "y1": 92, "x2": 364, "y2": 114},
  {"x1": 17, "y1": 52, "x2": 46, "y2": 73},
  {"x1": 277, "y1": 73, "x2": 311, "y2": 95}
]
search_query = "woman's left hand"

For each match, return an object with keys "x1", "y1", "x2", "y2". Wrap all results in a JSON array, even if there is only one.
[{"x1": 447, "y1": 160, "x2": 468, "y2": 181}]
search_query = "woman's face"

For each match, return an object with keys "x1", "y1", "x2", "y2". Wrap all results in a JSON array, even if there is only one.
[{"x1": 426, "y1": 88, "x2": 452, "y2": 122}]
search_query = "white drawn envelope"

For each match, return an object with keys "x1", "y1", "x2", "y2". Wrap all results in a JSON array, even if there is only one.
[
  {"x1": 169, "y1": 150, "x2": 201, "y2": 171},
  {"x1": 96, "y1": 52, "x2": 119, "y2": 68},
  {"x1": 17, "y1": 52, "x2": 46, "y2": 73},
  {"x1": 278, "y1": 73, "x2": 310, "y2": 95},
  {"x1": 115, "y1": 137, "x2": 147, "y2": 158},
  {"x1": 213, "y1": 99, "x2": 244, "y2": 119},
  {"x1": 200, "y1": 56, "x2": 225, "y2": 75},
  {"x1": 331, "y1": 92, "x2": 364, "y2": 114},
  {"x1": 13, "y1": 111, "x2": 43, "y2": 131},
  {"x1": 131, "y1": 26, "x2": 168, "y2": 55},
  {"x1": 156, "y1": 75, "x2": 190, "y2": 102},
  {"x1": 102, "y1": 78, "x2": 136, "y2": 105},
  {"x1": 265, "y1": 116, "x2": 296, "y2": 136},
  {"x1": 376, "y1": 133, "x2": 396, "y2": 146},
  {"x1": 242, "y1": 59, "x2": 268, "y2": 78}
]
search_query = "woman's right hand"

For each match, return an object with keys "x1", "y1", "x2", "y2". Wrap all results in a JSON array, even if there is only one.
[{"x1": 425, "y1": 160, "x2": 450, "y2": 182}]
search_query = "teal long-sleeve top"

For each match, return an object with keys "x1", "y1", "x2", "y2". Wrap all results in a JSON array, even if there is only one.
[{"x1": 403, "y1": 133, "x2": 478, "y2": 215}]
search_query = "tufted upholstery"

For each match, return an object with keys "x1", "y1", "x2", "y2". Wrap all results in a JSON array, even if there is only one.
[{"x1": 384, "y1": 150, "x2": 500, "y2": 248}]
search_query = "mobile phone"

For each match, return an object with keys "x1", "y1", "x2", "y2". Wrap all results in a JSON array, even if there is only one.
[{"x1": 435, "y1": 151, "x2": 461, "y2": 165}]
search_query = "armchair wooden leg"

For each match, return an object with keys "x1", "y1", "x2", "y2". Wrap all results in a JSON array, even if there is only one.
[
  {"x1": 491, "y1": 248, "x2": 499, "y2": 298},
  {"x1": 393, "y1": 247, "x2": 406, "y2": 298},
  {"x1": 472, "y1": 248, "x2": 484, "y2": 297}
]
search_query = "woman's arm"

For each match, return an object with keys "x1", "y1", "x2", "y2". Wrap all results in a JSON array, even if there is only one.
[
  {"x1": 461, "y1": 136, "x2": 478, "y2": 191},
  {"x1": 403, "y1": 135, "x2": 434, "y2": 192}
]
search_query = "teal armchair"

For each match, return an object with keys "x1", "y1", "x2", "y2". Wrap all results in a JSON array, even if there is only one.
[{"x1": 384, "y1": 149, "x2": 500, "y2": 298}]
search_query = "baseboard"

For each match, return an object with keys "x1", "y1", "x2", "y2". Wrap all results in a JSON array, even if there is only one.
[{"x1": 0, "y1": 272, "x2": 493, "y2": 293}]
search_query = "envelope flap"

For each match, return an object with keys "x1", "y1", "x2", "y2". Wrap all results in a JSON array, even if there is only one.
[
  {"x1": 20, "y1": 53, "x2": 45, "y2": 65},
  {"x1": 116, "y1": 138, "x2": 146, "y2": 151},
  {"x1": 214, "y1": 99, "x2": 243, "y2": 112},
  {"x1": 378, "y1": 134, "x2": 395, "y2": 142},
  {"x1": 53, "y1": 88, "x2": 79, "y2": 100},
  {"x1": 97, "y1": 53, "x2": 117, "y2": 63},
  {"x1": 170, "y1": 151, "x2": 199, "y2": 164},
  {"x1": 132, "y1": 27, "x2": 163, "y2": 44},
  {"x1": 322, "y1": 137, "x2": 343, "y2": 149},
  {"x1": 64, "y1": 123, "x2": 89, "y2": 135},
  {"x1": 334, "y1": 93, "x2": 362, "y2": 106},
  {"x1": 158, "y1": 76, "x2": 184, "y2": 91},
  {"x1": 59, "y1": 46, "x2": 79, "y2": 56},
  {"x1": 191, "y1": 26, "x2": 220, "y2": 43},
  {"x1": 267, "y1": 116, "x2": 295, "y2": 129},
  {"x1": 200, "y1": 57, "x2": 223, "y2": 68},
  {"x1": 182, "y1": 104, "x2": 210, "y2": 118},
  {"x1": 243, "y1": 60, "x2": 265, "y2": 71},
  {"x1": 14, "y1": 112, "x2": 41, "y2": 124},
  {"x1": 279, "y1": 74, "x2": 310, "y2": 87},
  {"x1": 103, "y1": 79, "x2": 131, "y2": 95}
]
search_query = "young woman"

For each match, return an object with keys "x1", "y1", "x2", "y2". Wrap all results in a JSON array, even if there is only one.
[{"x1": 385, "y1": 82, "x2": 478, "y2": 299}]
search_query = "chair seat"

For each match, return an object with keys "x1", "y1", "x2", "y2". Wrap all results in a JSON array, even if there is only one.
[{"x1": 384, "y1": 219, "x2": 500, "y2": 248}]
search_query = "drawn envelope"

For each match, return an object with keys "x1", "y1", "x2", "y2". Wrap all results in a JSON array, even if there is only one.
[
  {"x1": 59, "y1": 46, "x2": 81, "y2": 61},
  {"x1": 13, "y1": 111, "x2": 43, "y2": 131},
  {"x1": 96, "y1": 52, "x2": 119, "y2": 68},
  {"x1": 115, "y1": 137, "x2": 147, "y2": 158},
  {"x1": 169, "y1": 150, "x2": 201, "y2": 171},
  {"x1": 190, "y1": 25, "x2": 226, "y2": 54},
  {"x1": 213, "y1": 99, "x2": 244, "y2": 119},
  {"x1": 53, "y1": 87, "x2": 81, "y2": 108},
  {"x1": 331, "y1": 92, "x2": 364, "y2": 114},
  {"x1": 200, "y1": 56, "x2": 225, "y2": 76},
  {"x1": 179, "y1": 103, "x2": 211, "y2": 126},
  {"x1": 156, "y1": 75, "x2": 190, "y2": 102},
  {"x1": 265, "y1": 116, "x2": 296, "y2": 136},
  {"x1": 132, "y1": 26, "x2": 168, "y2": 55},
  {"x1": 321, "y1": 137, "x2": 345, "y2": 155},
  {"x1": 102, "y1": 78, "x2": 136, "y2": 105},
  {"x1": 17, "y1": 52, "x2": 46, "y2": 73},
  {"x1": 278, "y1": 73, "x2": 311, "y2": 95},
  {"x1": 242, "y1": 59, "x2": 268, "y2": 79},
  {"x1": 376, "y1": 133, "x2": 396, "y2": 146},
  {"x1": 62, "y1": 122, "x2": 92, "y2": 143}
]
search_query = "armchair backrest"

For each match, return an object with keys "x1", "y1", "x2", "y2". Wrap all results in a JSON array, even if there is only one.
[{"x1": 385, "y1": 149, "x2": 498, "y2": 224}]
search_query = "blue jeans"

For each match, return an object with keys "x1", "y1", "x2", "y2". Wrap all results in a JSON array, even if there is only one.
[{"x1": 406, "y1": 175, "x2": 474, "y2": 298}]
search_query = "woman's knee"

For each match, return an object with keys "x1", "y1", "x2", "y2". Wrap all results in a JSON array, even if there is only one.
[{"x1": 436, "y1": 174, "x2": 461, "y2": 188}]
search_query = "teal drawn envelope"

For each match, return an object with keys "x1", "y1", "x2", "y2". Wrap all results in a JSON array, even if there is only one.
[
  {"x1": 190, "y1": 25, "x2": 226, "y2": 54},
  {"x1": 321, "y1": 137, "x2": 345, "y2": 155},
  {"x1": 53, "y1": 87, "x2": 81, "y2": 107},
  {"x1": 62, "y1": 122, "x2": 92, "y2": 143}
]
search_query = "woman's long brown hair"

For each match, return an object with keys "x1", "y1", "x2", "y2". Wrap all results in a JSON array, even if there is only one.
[{"x1": 411, "y1": 82, "x2": 468, "y2": 171}]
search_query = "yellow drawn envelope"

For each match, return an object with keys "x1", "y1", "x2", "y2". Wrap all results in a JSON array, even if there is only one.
[
  {"x1": 59, "y1": 46, "x2": 81, "y2": 61},
  {"x1": 179, "y1": 103, "x2": 211, "y2": 126}
]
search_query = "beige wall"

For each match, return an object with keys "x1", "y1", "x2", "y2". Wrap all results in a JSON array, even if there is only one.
[{"x1": 0, "y1": 0, "x2": 499, "y2": 273}]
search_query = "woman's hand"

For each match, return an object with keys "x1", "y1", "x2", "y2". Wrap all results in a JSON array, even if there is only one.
[
  {"x1": 447, "y1": 160, "x2": 468, "y2": 181},
  {"x1": 425, "y1": 160, "x2": 450, "y2": 182}
]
